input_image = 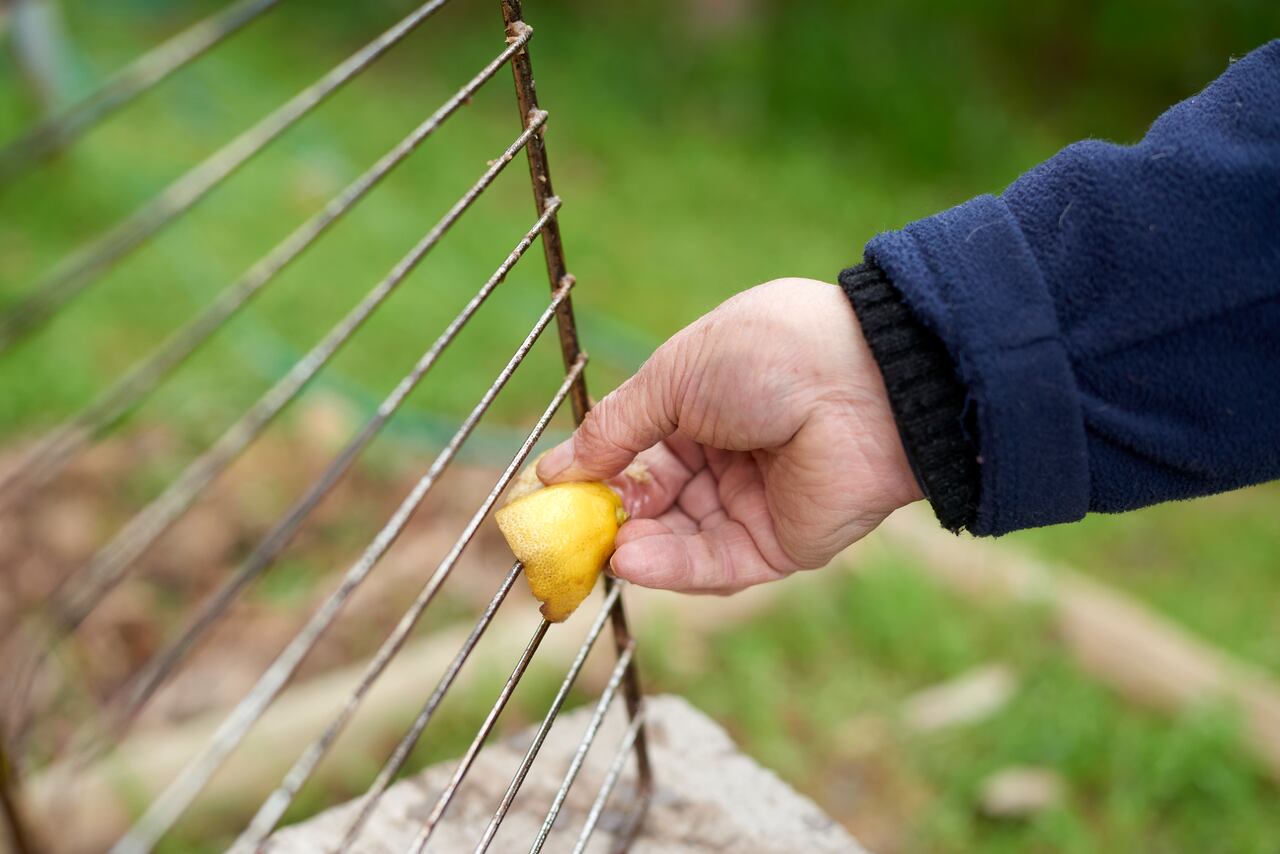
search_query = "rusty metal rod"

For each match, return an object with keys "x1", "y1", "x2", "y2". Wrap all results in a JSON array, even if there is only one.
[
  {"x1": 597, "y1": 578, "x2": 652, "y2": 850},
  {"x1": 570, "y1": 710, "x2": 647, "y2": 854},
  {"x1": 103, "y1": 200, "x2": 560, "y2": 748},
  {"x1": 0, "y1": 0, "x2": 284, "y2": 182},
  {"x1": 111, "y1": 349, "x2": 584, "y2": 854},
  {"x1": 0, "y1": 0, "x2": 454, "y2": 353},
  {"x1": 47, "y1": 115, "x2": 547, "y2": 640},
  {"x1": 407, "y1": 618, "x2": 553, "y2": 854},
  {"x1": 527, "y1": 643, "x2": 636, "y2": 854},
  {"x1": 501, "y1": 0, "x2": 654, "y2": 837},
  {"x1": 0, "y1": 29, "x2": 534, "y2": 520},
  {"x1": 412, "y1": 583, "x2": 627, "y2": 854},
  {"x1": 332, "y1": 562, "x2": 525, "y2": 852},
  {"x1": 227, "y1": 292, "x2": 577, "y2": 851},
  {"x1": 5, "y1": 6, "x2": 647, "y2": 854},
  {"x1": 474, "y1": 590, "x2": 629, "y2": 853},
  {"x1": 500, "y1": 7, "x2": 586, "y2": 425}
]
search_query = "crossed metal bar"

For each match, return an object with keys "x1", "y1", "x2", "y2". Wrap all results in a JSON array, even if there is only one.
[{"x1": 0, "y1": 0, "x2": 653, "y2": 851}]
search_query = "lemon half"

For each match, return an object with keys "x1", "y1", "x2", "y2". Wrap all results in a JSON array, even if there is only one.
[{"x1": 496, "y1": 481, "x2": 627, "y2": 622}]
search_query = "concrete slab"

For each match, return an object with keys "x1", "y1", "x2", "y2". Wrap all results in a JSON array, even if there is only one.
[{"x1": 267, "y1": 694, "x2": 866, "y2": 853}]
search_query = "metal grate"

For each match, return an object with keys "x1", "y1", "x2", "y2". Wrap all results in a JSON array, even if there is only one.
[{"x1": 0, "y1": 0, "x2": 653, "y2": 851}]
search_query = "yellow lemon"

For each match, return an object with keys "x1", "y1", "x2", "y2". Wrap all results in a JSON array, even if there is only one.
[{"x1": 495, "y1": 481, "x2": 627, "y2": 622}]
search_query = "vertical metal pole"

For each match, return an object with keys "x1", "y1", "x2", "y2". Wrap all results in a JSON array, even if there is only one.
[
  {"x1": 500, "y1": 1, "x2": 653, "y2": 848},
  {"x1": 499, "y1": 1, "x2": 587, "y2": 424}
]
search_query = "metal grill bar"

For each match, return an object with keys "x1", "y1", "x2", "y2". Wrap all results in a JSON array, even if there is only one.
[
  {"x1": 111, "y1": 348, "x2": 584, "y2": 854},
  {"x1": 529, "y1": 642, "x2": 636, "y2": 854},
  {"x1": 474, "y1": 593, "x2": 630, "y2": 852},
  {"x1": 103, "y1": 201, "x2": 560, "y2": 750},
  {"x1": 500, "y1": 13, "x2": 586, "y2": 425},
  {"x1": 0, "y1": 0, "x2": 453, "y2": 353},
  {"x1": 333, "y1": 561, "x2": 526, "y2": 852},
  {"x1": 223, "y1": 292, "x2": 578, "y2": 850},
  {"x1": 500, "y1": 3, "x2": 654, "y2": 848},
  {"x1": 414, "y1": 583, "x2": 624, "y2": 854},
  {"x1": 570, "y1": 710, "x2": 647, "y2": 854},
  {"x1": 0, "y1": 0, "x2": 283, "y2": 183},
  {"x1": 101, "y1": 201, "x2": 560, "y2": 747},
  {"x1": 596, "y1": 580, "x2": 652, "y2": 846},
  {"x1": 408, "y1": 618, "x2": 554, "y2": 854},
  {"x1": 2, "y1": 2, "x2": 654, "y2": 850},
  {"x1": 46, "y1": 114, "x2": 546, "y2": 641},
  {"x1": 0, "y1": 29, "x2": 534, "y2": 519}
]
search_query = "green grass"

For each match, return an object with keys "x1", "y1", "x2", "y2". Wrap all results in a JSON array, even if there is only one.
[
  {"x1": 640, "y1": 546, "x2": 1280, "y2": 853},
  {"x1": 1007, "y1": 484, "x2": 1280, "y2": 675},
  {"x1": 3, "y1": 1, "x2": 1280, "y2": 850}
]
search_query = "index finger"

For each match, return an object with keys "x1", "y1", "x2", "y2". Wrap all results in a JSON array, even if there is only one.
[{"x1": 536, "y1": 333, "x2": 689, "y2": 483}]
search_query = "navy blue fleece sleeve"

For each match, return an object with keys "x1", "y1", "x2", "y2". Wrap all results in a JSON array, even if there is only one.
[{"x1": 864, "y1": 39, "x2": 1280, "y2": 536}]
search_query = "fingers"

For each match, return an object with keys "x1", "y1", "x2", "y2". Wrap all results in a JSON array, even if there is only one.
[
  {"x1": 538, "y1": 332, "x2": 694, "y2": 484},
  {"x1": 610, "y1": 516, "x2": 789, "y2": 594},
  {"x1": 605, "y1": 439, "x2": 696, "y2": 519},
  {"x1": 663, "y1": 431, "x2": 707, "y2": 473},
  {"x1": 674, "y1": 468, "x2": 724, "y2": 525}
]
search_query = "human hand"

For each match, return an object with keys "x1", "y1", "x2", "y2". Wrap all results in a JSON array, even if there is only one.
[{"x1": 536, "y1": 278, "x2": 922, "y2": 594}]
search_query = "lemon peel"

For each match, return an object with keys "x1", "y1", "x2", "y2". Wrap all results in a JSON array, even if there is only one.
[{"x1": 496, "y1": 479, "x2": 627, "y2": 622}]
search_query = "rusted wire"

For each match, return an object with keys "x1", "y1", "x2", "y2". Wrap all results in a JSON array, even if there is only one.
[
  {"x1": 598, "y1": 575, "x2": 653, "y2": 846},
  {"x1": 570, "y1": 710, "x2": 647, "y2": 854},
  {"x1": 474, "y1": 593, "x2": 629, "y2": 853},
  {"x1": 111, "y1": 349, "x2": 584, "y2": 854},
  {"x1": 0, "y1": 0, "x2": 283, "y2": 182},
  {"x1": 333, "y1": 561, "x2": 526, "y2": 851},
  {"x1": 101, "y1": 200, "x2": 560, "y2": 751},
  {"x1": 0, "y1": 28, "x2": 534, "y2": 520},
  {"x1": 3, "y1": 2, "x2": 654, "y2": 850},
  {"x1": 224, "y1": 293, "x2": 580, "y2": 851},
  {"x1": 408, "y1": 618, "x2": 553, "y2": 854},
  {"x1": 501, "y1": 0, "x2": 654, "y2": 844},
  {"x1": 0, "y1": 0, "x2": 454, "y2": 353},
  {"x1": 45, "y1": 113, "x2": 547, "y2": 642},
  {"x1": 529, "y1": 643, "x2": 637, "y2": 854},
  {"x1": 2, "y1": 119, "x2": 545, "y2": 721},
  {"x1": 405, "y1": 583, "x2": 623, "y2": 854},
  {"x1": 501, "y1": 11, "x2": 587, "y2": 425}
]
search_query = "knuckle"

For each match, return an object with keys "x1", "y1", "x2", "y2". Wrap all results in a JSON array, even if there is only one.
[
  {"x1": 661, "y1": 318, "x2": 717, "y2": 429},
  {"x1": 576, "y1": 405, "x2": 616, "y2": 454},
  {"x1": 578, "y1": 394, "x2": 642, "y2": 461}
]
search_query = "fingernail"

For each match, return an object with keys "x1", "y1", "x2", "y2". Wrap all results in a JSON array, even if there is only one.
[{"x1": 537, "y1": 439, "x2": 574, "y2": 482}]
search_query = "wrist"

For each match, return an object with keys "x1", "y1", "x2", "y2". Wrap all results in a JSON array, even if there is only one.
[
  {"x1": 839, "y1": 260, "x2": 979, "y2": 533},
  {"x1": 797, "y1": 279, "x2": 925, "y2": 514},
  {"x1": 842, "y1": 311, "x2": 927, "y2": 511}
]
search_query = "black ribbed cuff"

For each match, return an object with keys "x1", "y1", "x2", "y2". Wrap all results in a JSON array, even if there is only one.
[{"x1": 839, "y1": 260, "x2": 979, "y2": 533}]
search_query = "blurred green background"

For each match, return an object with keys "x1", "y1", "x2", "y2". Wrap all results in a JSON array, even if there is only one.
[{"x1": 2, "y1": 1, "x2": 1279, "y2": 851}]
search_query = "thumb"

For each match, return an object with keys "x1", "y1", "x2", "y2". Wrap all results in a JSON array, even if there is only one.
[{"x1": 537, "y1": 336, "x2": 687, "y2": 483}]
